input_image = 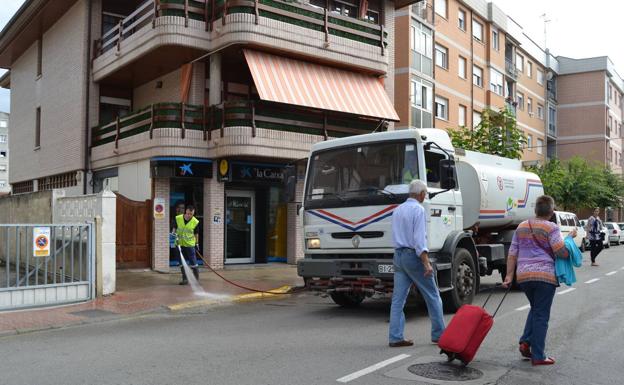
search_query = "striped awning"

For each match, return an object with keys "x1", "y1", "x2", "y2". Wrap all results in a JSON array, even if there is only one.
[{"x1": 243, "y1": 50, "x2": 399, "y2": 121}]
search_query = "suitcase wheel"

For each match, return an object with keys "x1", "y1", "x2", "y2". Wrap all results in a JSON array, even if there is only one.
[{"x1": 440, "y1": 349, "x2": 456, "y2": 362}]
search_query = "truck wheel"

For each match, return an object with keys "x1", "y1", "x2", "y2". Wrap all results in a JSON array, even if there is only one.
[
  {"x1": 442, "y1": 248, "x2": 476, "y2": 313},
  {"x1": 330, "y1": 292, "x2": 365, "y2": 307}
]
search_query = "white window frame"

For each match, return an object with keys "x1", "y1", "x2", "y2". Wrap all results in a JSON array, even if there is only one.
[
  {"x1": 458, "y1": 105, "x2": 467, "y2": 127},
  {"x1": 0, "y1": 120, "x2": 6, "y2": 128},
  {"x1": 458, "y1": 9, "x2": 466, "y2": 31},
  {"x1": 537, "y1": 138, "x2": 544, "y2": 155},
  {"x1": 473, "y1": 65, "x2": 483, "y2": 87},
  {"x1": 527, "y1": 97, "x2": 533, "y2": 114},
  {"x1": 537, "y1": 69, "x2": 544, "y2": 85},
  {"x1": 435, "y1": 96, "x2": 449, "y2": 120},
  {"x1": 515, "y1": 53, "x2": 524, "y2": 72},
  {"x1": 517, "y1": 92, "x2": 524, "y2": 110},
  {"x1": 473, "y1": 111, "x2": 482, "y2": 128},
  {"x1": 434, "y1": 0, "x2": 447, "y2": 18},
  {"x1": 472, "y1": 20, "x2": 483, "y2": 41},
  {"x1": 527, "y1": 134, "x2": 533, "y2": 151},
  {"x1": 527, "y1": 61, "x2": 532, "y2": 78},
  {"x1": 0, "y1": 165, "x2": 6, "y2": 171},
  {"x1": 0, "y1": 134, "x2": 6, "y2": 143},
  {"x1": 491, "y1": 28, "x2": 499, "y2": 51},
  {"x1": 489, "y1": 68, "x2": 503, "y2": 96},
  {"x1": 0, "y1": 180, "x2": 6, "y2": 188},
  {"x1": 537, "y1": 104, "x2": 544, "y2": 119},
  {"x1": 410, "y1": 79, "x2": 433, "y2": 112},
  {"x1": 435, "y1": 44, "x2": 448, "y2": 69},
  {"x1": 411, "y1": 25, "x2": 432, "y2": 58},
  {"x1": 458, "y1": 56, "x2": 467, "y2": 79}
]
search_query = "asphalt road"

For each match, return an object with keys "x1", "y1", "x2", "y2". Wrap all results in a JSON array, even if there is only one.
[{"x1": 0, "y1": 247, "x2": 622, "y2": 385}]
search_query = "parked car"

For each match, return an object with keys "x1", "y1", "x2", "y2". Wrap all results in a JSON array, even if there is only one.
[
  {"x1": 580, "y1": 219, "x2": 610, "y2": 249},
  {"x1": 553, "y1": 211, "x2": 586, "y2": 251},
  {"x1": 604, "y1": 222, "x2": 624, "y2": 245}
]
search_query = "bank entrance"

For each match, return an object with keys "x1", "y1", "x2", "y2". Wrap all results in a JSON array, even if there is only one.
[{"x1": 220, "y1": 160, "x2": 288, "y2": 265}]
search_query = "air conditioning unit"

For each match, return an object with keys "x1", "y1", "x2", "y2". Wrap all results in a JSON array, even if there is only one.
[{"x1": 528, "y1": 112, "x2": 534, "y2": 117}]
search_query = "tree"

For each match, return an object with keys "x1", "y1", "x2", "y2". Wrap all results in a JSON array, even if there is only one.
[
  {"x1": 448, "y1": 107, "x2": 526, "y2": 159},
  {"x1": 529, "y1": 157, "x2": 624, "y2": 212}
]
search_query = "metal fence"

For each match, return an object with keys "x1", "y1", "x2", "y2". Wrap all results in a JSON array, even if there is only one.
[{"x1": 0, "y1": 224, "x2": 95, "y2": 310}]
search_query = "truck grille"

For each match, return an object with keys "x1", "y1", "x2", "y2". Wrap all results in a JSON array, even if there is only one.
[{"x1": 331, "y1": 231, "x2": 384, "y2": 239}]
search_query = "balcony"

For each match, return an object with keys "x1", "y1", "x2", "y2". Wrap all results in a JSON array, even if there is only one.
[
  {"x1": 90, "y1": 101, "x2": 382, "y2": 166},
  {"x1": 548, "y1": 123, "x2": 556, "y2": 137},
  {"x1": 505, "y1": 58, "x2": 518, "y2": 80},
  {"x1": 93, "y1": 0, "x2": 389, "y2": 83},
  {"x1": 411, "y1": 2, "x2": 433, "y2": 24}
]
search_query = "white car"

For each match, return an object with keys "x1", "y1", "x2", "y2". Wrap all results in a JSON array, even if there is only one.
[
  {"x1": 580, "y1": 219, "x2": 610, "y2": 249},
  {"x1": 604, "y1": 222, "x2": 623, "y2": 245},
  {"x1": 553, "y1": 211, "x2": 586, "y2": 251}
]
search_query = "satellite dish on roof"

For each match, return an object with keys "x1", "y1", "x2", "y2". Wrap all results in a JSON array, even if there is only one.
[{"x1": 546, "y1": 71, "x2": 554, "y2": 80}]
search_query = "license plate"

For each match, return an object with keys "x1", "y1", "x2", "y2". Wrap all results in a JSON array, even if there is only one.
[{"x1": 378, "y1": 264, "x2": 394, "y2": 273}]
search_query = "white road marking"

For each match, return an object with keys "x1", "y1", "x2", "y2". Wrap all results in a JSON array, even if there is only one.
[
  {"x1": 585, "y1": 278, "x2": 600, "y2": 284},
  {"x1": 515, "y1": 304, "x2": 531, "y2": 311},
  {"x1": 336, "y1": 354, "x2": 410, "y2": 383},
  {"x1": 606, "y1": 271, "x2": 618, "y2": 276},
  {"x1": 557, "y1": 288, "x2": 576, "y2": 295}
]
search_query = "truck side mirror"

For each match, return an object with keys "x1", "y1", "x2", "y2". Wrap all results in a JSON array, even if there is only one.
[
  {"x1": 284, "y1": 165, "x2": 297, "y2": 202},
  {"x1": 439, "y1": 159, "x2": 456, "y2": 190}
]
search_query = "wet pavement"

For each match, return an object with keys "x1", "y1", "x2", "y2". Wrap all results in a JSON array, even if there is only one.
[{"x1": 0, "y1": 264, "x2": 302, "y2": 336}]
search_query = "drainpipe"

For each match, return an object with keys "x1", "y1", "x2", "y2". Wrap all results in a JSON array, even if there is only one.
[
  {"x1": 469, "y1": 9, "x2": 474, "y2": 129},
  {"x1": 83, "y1": 0, "x2": 93, "y2": 195},
  {"x1": 431, "y1": 1, "x2": 436, "y2": 129}
]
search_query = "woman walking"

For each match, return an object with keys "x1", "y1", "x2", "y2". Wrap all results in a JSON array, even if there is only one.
[
  {"x1": 586, "y1": 208, "x2": 604, "y2": 266},
  {"x1": 502, "y1": 195, "x2": 576, "y2": 366}
]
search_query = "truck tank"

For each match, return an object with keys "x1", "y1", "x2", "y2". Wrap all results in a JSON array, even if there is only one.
[{"x1": 456, "y1": 150, "x2": 544, "y2": 231}]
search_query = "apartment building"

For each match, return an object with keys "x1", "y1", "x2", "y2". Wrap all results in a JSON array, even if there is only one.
[
  {"x1": 554, "y1": 56, "x2": 624, "y2": 221},
  {"x1": 395, "y1": 0, "x2": 550, "y2": 164},
  {"x1": 0, "y1": 0, "x2": 412, "y2": 271},
  {"x1": 0, "y1": 111, "x2": 8, "y2": 195}
]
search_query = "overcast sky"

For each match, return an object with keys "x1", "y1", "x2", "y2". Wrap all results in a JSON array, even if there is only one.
[{"x1": 0, "y1": 0, "x2": 623, "y2": 113}]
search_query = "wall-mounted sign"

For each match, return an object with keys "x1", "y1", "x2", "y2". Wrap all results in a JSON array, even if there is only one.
[
  {"x1": 153, "y1": 198, "x2": 166, "y2": 219},
  {"x1": 151, "y1": 157, "x2": 213, "y2": 179},
  {"x1": 33, "y1": 227, "x2": 50, "y2": 257},
  {"x1": 218, "y1": 159, "x2": 230, "y2": 182}
]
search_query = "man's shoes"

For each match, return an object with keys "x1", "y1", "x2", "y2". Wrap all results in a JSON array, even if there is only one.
[
  {"x1": 519, "y1": 342, "x2": 532, "y2": 359},
  {"x1": 431, "y1": 339, "x2": 439, "y2": 345},
  {"x1": 531, "y1": 357, "x2": 555, "y2": 366},
  {"x1": 389, "y1": 340, "x2": 414, "y2": 347},
  {"x1": 179, "y1": 279, "x2": 188, "y2": 285},
  {"x1": 591, "y1": 263, "x2": 599, "y2": 266}
]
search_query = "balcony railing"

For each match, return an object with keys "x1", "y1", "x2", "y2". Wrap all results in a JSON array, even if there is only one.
[
  {"x1": 91, "y1": 101, "x2": 381, "y2": 148},
  {"x1": 95, "y1": 0, "x2": 388, "y2": 57},
  {"x1": 411, "y1": 2, "x2": 433, "y2": 24},
  {"x1": 505, "y1": 58, "x2": 518, "y2": 80}
]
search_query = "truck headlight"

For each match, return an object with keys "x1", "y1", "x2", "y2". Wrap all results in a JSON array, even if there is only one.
[{"x1": 306, "y1": 238, "x2": 321, "y2": 249}]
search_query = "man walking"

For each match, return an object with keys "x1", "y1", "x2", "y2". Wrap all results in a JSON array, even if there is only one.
[
  {"x1": 586, "y1": 208, "x2": 603, "y2": 266},
  {"x1": 172, "y1": 205, "x2": 201, "y2": 285},
  {"x1": 389, "y1": 180, "x2": 445, "y2": 347}
]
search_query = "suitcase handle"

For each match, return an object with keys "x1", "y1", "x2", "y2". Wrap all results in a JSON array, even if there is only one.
[{"x1": 481, "y1": 283, "x2": 511, "y2": 318}]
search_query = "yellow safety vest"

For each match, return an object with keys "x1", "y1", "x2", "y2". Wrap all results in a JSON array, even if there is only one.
[{"x1": 175, "y1": 214, "x2": 199, "y2": 247}]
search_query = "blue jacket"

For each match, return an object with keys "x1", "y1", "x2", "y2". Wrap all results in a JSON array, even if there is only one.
[{"x1": 556, "y1": 237, "x2": 583, "y2": 286}]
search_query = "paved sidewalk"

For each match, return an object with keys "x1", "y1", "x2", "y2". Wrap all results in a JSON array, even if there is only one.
[{"x1": 0, "y1": 264, "x2": 303, "y2": 337}]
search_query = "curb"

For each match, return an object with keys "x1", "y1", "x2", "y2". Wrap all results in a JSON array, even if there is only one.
[{"x1": 167, "y1": 285, "x2": 293, "y2": 311}]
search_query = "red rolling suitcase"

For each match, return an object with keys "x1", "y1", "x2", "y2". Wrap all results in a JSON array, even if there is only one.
[{"x1": 438, "y1": 285, "x2": 510, "y2": 365}]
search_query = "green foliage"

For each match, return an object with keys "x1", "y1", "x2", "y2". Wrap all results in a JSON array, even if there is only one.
[
  {"x1": 528, "y1": 157, "x2": 624, "y2": 211},
  {"x1": 448, "y1": 107, "x2": 526, "y2": 160}
]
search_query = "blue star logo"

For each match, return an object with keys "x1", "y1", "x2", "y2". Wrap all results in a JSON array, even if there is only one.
[
  {"x1": 179, "y1": 163, "x2": 193, "y2": 176},
  {"x1": 241, "y1": 167, "x2": 252, "y2": 178}
]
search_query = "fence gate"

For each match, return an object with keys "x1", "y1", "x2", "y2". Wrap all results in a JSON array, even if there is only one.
[
  {"x1": 0, "y1": 224, "x2": 95, "y2": 311},
  {"x1": 116, "y1": 194, "x2": 152, "y2": 269}
]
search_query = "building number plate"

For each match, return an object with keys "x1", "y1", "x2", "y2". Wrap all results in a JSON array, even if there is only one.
[{"x1": 378, "y1": 264, "x2": 394, "y2": 273}]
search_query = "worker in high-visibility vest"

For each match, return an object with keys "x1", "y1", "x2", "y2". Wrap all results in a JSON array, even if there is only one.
[{"x1": 171, "y1": 204, "x2": 200, "y2": 285}]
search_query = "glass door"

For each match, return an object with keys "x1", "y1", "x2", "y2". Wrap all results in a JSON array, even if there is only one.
[{"x1": 225, "y1": 190, "x2": 255, "y2": 264}]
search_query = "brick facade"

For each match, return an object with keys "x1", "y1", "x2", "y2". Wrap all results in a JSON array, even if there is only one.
[
  {"x1": 152, "y1": 177, "x2": 170, "y2": 272},
  {"x1": 203, "y1": 167, "x2": 225, "y2": 269}
]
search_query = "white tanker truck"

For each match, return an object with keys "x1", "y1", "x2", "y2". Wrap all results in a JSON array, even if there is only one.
[{"x1": 295, "y1": 128, "x2": 544, "y2": 311}]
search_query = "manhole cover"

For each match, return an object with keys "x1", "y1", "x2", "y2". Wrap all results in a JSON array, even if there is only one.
[{"x1": 407, "y1": 362, "x2": 483, "y2": 381}]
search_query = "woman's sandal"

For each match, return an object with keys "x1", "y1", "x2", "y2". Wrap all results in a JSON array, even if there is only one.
[{"x1": 532, "y1": 357, "x2": 556, "y2": 366}]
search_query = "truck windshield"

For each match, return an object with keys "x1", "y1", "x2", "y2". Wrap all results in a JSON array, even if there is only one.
[{"x1": 305, "y1": 140, "x2": 418, "y2": 208}]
